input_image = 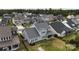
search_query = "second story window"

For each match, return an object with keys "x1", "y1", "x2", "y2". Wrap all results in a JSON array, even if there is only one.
[
  {"x1": 9, "y1": 36, "x2": 10, "y2": 40},
  {"x1": 4, "y1": 37, "x2": 5, "y2": 41},
  {"x1": 1, "y1": 38, "x2": 3, "y2": 41},
  {"x1": 6, "y1": 37, "x2": 8, "y2": 40},
  {"x1": 42, "y1": 32, "x2": 45, "y2": 33}
]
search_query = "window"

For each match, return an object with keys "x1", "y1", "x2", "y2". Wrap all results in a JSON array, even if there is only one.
[
  {"x1": 6, "y1": 37, "x2": 8, "y2": 40},
  {"x1": 42, "y1": 32, "x2": 45, "y2": 33},
  {"x1": 4, "y1": 37, "x2": 5, "y2": 41},
  {"x1": 48, "y1": 35, "x2": 52, "y2": 38},
  {"x1": 9, "y1": 36, "x2": 10, "y2": 39},
  {"x1": 13, "y1": 44, "x2": 18, "y2": 48},
  {"x1": 1, "y1": 38, "x2": 3, "y2": 41},
  {"x1": 35, "y1": 39, "x2": 37, "y2": 41},
  {"x1": 12, "y1": 31, "x2": 17, "y2": 35}
]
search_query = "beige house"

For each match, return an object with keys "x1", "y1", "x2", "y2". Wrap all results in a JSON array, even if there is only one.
[{"x1": 0, "y1": 26, "x2": 20, "y2": 51}]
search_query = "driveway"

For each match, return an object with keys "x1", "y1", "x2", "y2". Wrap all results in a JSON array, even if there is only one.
[{"x1": 16, "y1": 25, "x2": 25, "y2": 34}]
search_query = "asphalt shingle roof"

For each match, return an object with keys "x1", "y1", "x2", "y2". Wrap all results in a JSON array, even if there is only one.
[
  {"x1": 50, "y1": 22, "x2": 71, "y2": 33},
  {"x1": 25, "y1": 28, "x2": 40, "y2": 39},
  {"x1": 67, "y1": 19, "x2": 76, "y2": 28},
  {"x1": 35, "y1": 22, "x2": 49, "y2": 30},
  {"x1": 0, "y1": 36, "x2": 20, "y2": 48},
  {"x1": 0, "y1": 26, "x2": 12, "y2": 39}
]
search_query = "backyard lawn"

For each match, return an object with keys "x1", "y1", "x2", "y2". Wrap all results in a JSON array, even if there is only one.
[
  {"x1": 23, "y1": 32, "x2": 78, "y2": 51},
  {"x1": 62, "y1": 32, "x2": 77, "y2": 42},
  {"x1": 24, "y1": 38, "x2": 66, "y2": 51},
  {"x1": 40, "y1": 38, "x2": 66, "y2": 51},
  {"x1": 16, "y1": 31, "x2": 79, "y2": 51}
]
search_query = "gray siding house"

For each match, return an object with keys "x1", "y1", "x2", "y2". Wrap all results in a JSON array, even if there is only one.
[
  {"x1": 23, "y1": 28, "x2": 41, "y2": 44},
  {"x1": 34, "y1": 22, "x2": 53, "y2": 38},
  {"x1": 23, "y1": 22, "x2": 53, "y2": 44}
]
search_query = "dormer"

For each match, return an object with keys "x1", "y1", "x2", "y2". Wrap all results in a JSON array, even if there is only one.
[{"x1": 0, "y1": 26, "x2": 12, "y2": 42}]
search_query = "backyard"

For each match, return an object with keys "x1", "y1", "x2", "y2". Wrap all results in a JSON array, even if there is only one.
[
  {"x1": 16, "y1": 30, "x2": 79, "y2": 51},
  {"x1": 23, "y1": 37, "x2": 67, "y2": 51}
]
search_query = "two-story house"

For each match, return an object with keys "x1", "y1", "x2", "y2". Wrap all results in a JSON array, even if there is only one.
[
  {"x1": 34, "y1": 22, "x2": 53, "y2": 38},
  {"x1": 23, "y1": 28, "x2": 41, "y2": 44},
  {"x1": 0, "y1": 26, "x2": 20, "y2": 51},
  {"x1": 23, "y1": 22, "x2": 53, "y2": 44}
]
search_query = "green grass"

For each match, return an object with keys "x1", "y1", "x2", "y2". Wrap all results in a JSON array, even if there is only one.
[
  {"x1": 63, "y1": 32, "x2": 76, "y2": 43},
  {"x1": 0, "y1": 16, "x2": 2, "y2": 19},
  {"x1": 40, "y1": 38, "x2": 66, "y2": 51},
  {"x1": 7, "y1": 19, "x2": 14, "y2": 26},
  {"x1": 73, "y1": 47, "x2": 79, "y2": 51},
  {"x1": 22, "y1": 23, "x2": 32, "y2": 28},
  {"x1": 0, "y1": 16, "x2": 2, "y2": 21},
  {"x1": 16, "y1": 31, "x2": 79, "y2": 51},
  {"x1": 24, "y1": 32, "x2": 78, "y2": 51},
  {"x1": 23, "y1": 38, "x2": 66, "y2": 51}
]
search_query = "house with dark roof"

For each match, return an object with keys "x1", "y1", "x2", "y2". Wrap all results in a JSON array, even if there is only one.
[
  {"x1": 50, "y1": 22, "x2": 72, "y2": 37},
  {"x1": 34, "y1": 22, "x2": 53, "y2": 38},
  {"x1": 71, "y1": 19, "x2": 79, "y2": 25},
  {"x1": 56, "y1": 15, "x2": 65, "y2": 21},
  {"x1": 0, "y1": 26, "x2": 20, "y2": 51},
  {"x1": 23, "y1": 28, "x2": 41, "y2": 44},
  {"x1": 1, "y1": 14, "x2": 12, "y2": 25},
  {"x1": 23, "y1": 22, "x2": 53, "y2": 44},
  {"x1": 62, "y1": 19, "x2": 79, "y2": 30},
  {"x1": 66, "y1": 19, "x2": 77, "y2": 29},
  {"x1": 3, "y1": 14, "x2": 12, "y2": 19}
]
